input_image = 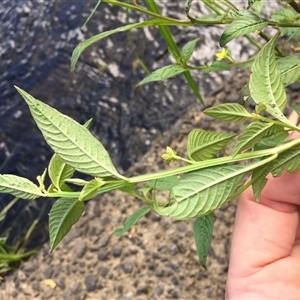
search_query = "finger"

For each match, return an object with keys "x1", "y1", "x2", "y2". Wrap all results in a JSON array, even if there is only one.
[{"x1": 229, "y1": 169, "x2": 300, "y2": 277}]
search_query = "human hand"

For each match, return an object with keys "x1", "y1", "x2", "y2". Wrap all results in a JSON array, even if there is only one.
[{"x1": 226, "y1": 134, "x2": 300, "y2": 299}]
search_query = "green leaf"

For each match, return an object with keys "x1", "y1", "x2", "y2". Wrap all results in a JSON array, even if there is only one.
[
  {"x1": 71, "y1": 19, "x2": 183, "y2": 73},
  {"x1": 254, "y1": 125, "x2": 288, "y2": 150},
  {"x1": 48, "y1": 154, "x2": 75, "y2": 191},
  {"x1": 252, "y1": 168, "x2": 268, "y2": 202},
  {"x1": 181, "y1": 38, "x2": 200, "y2": 63},
  {"x1": 282, "y1": 20, "x2": 300, "y2": 42},
  {"x1": 15, "y1": 87, "x2": 123, "y2": 179},
  {"x1": 112, "y1": 206, "x2": 152, "y2": 236},
  {"x1": 239, "y1": 54, "x2": 300, "y2": 107},
  {"x1": 270, "y1": 143, "x2": 300, "y2": 177},
  {"x1": 252, "y1": 143, "x2": 300, "y2": 200},
  {"x1": 202, "y1": 61, "x2": 231, "y2": 73},
  {"x1": 138, "y1": 65, "x2": 187, "y2": 86},
  {"x1": 251, "y1": 0, "x2": 267, "y2": 14},
  {"x1": 0, "y1": 175, "x2": 43, "y2": 199},
  {"x1": 232, "y1": 122, "x2": 272, "y2": 157},
  {"x1": 193, "y1": 215, "x2": 215, "y2": 269},
  {"x1": 272, "y1": 8, "x2": 297, "y2": 23},
  {"x1": 220, "y1": 14, "x2": 268, "y2": 46},
  {"x1": 144, "y1": 1, "x2": 203, "y2": 104},
  {"x1": 155, "y1": 163, "x2": 263, "y2": 220},
  {"x1": 118, "y1": 183, "x2": 137, "y2": 196},
  {"x1": 79, "y1": 179, "x2": 104, "y2": 201},
  {"x1": 82, "y1": 0, "x2": 102, "y2": 28},
  {"x1": 228, "y1": 10, "x2": 261, "y2": 20},
  {"x1": 147, "y1": 176, "x2": 179, "y2": 191},
  {"x1": 276, "y1": 54, "x2": 300, "y2": 87},
  {"x1": 84, "y1": 118, "x2": 93, "y2": 130},
  {"x1": 187, "y1": 129, "x2": 235, "y2": 161},
  {"x1": 249, "y1": 35, "x2": 296, "y2": 128},
  {"x1": 49, "y1": 198, "x2": 84, "y2": 251},
  {"x1": 204, "y1": 103, "x2": 252, "y2": 122}
]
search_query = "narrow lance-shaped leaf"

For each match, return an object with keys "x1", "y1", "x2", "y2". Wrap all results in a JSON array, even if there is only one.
[
  {"x1": 249, "y1": 35, "x2": 297, "y2": 129},
  {"x1": 155, "y1": 160, "x2": 270, "y2": 220},
  {"x1": 15, "y1": 87, "x2": 124, "y2": 180},
  {"x1": 71, "y1": 19, "x2": 184, "y2": 72},
  {"x1": 147, "y1": 176, "x2": 179, "y2": 191},
  {"x1": 220, "y1": 12, "x2": 268, "y2": 46},
  {"x1": 79, "y1": 179, "x2": 104, "y2": 201},
  {"x1": 232, "y1": 122, "x2": 273, "y2": 157},
  {"x1": 112, "y1": 206, "x2": 152, "y2": 236},
  {"x1": 187, "y1": 129, "x2": 235, "y2": 161},
  {"x1": 252, "y1": 143, "x2": 300, "y2": 200},
  {"x1": 0, "y1": 175, "x2": 43, "y2": 200},
  {"x1": 254, "y1": 124, "x2": 288, "y2": 150},
  {"x1": 138, "y1": 65, "x2": 187, "y2": 86},
  {"x1": 270, "y1": 143, "x2": 300, "y2": 177},
  {"x1": 276, "y1": 54, "x2": 300, "y2": 87},
  {"x1": 202, "y1": 61, "x2": 230, "y2": 73},
  {"x1": 81, "y1": 0, "x2": 102, "y2": 28},
  {"x1": 193, "y1": 215, "x2": 215, "y2": 269},
  {"x1": 204, "y1": 103, "x2": 252, "y2": 123},
  {"x1": 48, "y1": 118, "x2": 94, "y2": 191},
  {"x1": 49, "y1": 198, "x2": 84, "y2": 251},
  {"x1": 181, "y1": 38, "x2": 200, "y2": 63},
  {"x1": 48, "y1": 154, "x2": 74, "y2": 191}
]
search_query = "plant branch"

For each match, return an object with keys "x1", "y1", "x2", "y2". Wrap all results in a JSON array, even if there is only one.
[
  {"x1": 128, "y1": 137, "x2": 300, "y2": 183},
  {"x1": 288, "y1": 0, "x2": 300, "y2": 14}
]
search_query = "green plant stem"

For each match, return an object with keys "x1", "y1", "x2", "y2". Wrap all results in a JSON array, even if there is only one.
[
  {"x1": 218, "y1": 0, "x2": 238, "y2": 12},
  {"x1": 100, "y1": 0, "x2": 300, "y2": 29},
  {"x1": 252, "y1": 114, "x2": 300, "y2": 132},
  {"x1": 144, "y1": 0, "x2": 204, "y2": 103},
  {"x1": 289, "y1": 0, "x2": 300, "y2": 14},
  {"x1": 174, "y1": 156, "x2": 195, "y2": 164},
  {"x1": 102, "y1": 0, "x2": 189, "y2": 23},
  {"x1": 202, "y1": 0, "x2": 223, "y2": 15},
  {"x1": 128, "y1": 137, "x2": 300, "y2": 183},
  {"x1": 45, "y1": 137, "x2": 300, "y2": 200},
  {"x1": 225, "y1": 154, "x2": 278, "y2": 203},
  {"x1": 125, "y1": 1, "x2": 150, "y2": 74}
]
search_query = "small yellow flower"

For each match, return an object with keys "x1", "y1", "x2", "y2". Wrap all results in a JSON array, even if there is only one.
[
  {"x1": 162, "y1": 146, "x2": 176, "y2": 163},
  {"x1": 215, "y1": 48, "x2": 228, "y2": 60}
]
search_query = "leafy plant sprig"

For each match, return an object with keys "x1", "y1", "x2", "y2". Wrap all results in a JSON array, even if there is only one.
[{"x1": 3, "y1": 1, "x2": 300, "y2": 268}]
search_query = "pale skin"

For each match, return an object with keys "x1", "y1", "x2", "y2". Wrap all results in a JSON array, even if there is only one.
[{"x1": 226, "y1": 132, "x2": 300, "y2": 299}]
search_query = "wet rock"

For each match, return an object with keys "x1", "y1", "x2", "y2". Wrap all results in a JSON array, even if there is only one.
[
  {"x1": 175, "y1": 222, "x2": 186, "y2": 232},
  {"x1": 100, "y1": 216, "x2": 110, "y2": 226},
  {"x1": 70, "y1": 282, "x2": 81, "y2": 294},
  {"x1": 152, "y1": 282, "x2": 164, "y2": 297},
  {"x1": 74, "y1": 242, "x2": 87, "y2": 258},
  {"x1": 43, "y1": 266, "x2": 53, "y2": 279},
  {"x1": 98, "y1": 251, "x2": 109, "y2": 261},
  {"x1": 136, "y1": 285, "x2": 148, "y2": 295},
  {"x1": 112, "y1": 246, "x2": 122, "y2": 257},
  {"x1": 155, "y1": 267, "x2": 164, "y2": 278},
  {"x1": 23, "y1": 261, "x2": 38, "y2": 273},
  {"x1": 98, "y1": 235, "x2": 110, "y2": 248},
  {"x1": 121, "y1": 261, "x2": 133, "y2": 274},
  {"x1": 98, "y1": 267, "x2": 108, "y2": 279},
  {"x1": 84, "y1": 274, "x2": 98, "y2": 292},
  {"x1": 171, "y1": 275, "x2": 179, "y2": 286},
  {"x1": 168, "y1": 244, "x2": 178, "y2": 256},
  {"x1": 57, "y1": 277, "x2": 66, "y2": 290},
  {"x1": 32, "y1": 282, "x2": 40, "y2": 292}
]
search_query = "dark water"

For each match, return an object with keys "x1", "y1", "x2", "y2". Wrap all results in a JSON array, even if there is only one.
[{"x1": 0, "y1": 0, "x2": 202, "y2": 247}]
